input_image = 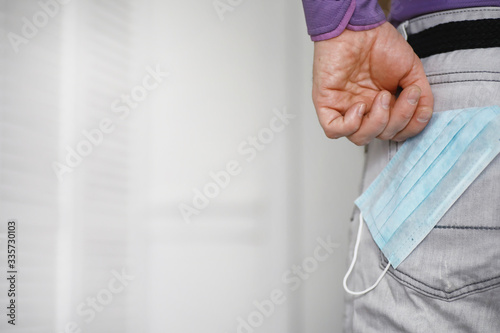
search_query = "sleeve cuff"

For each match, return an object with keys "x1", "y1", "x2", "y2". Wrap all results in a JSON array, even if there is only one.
[
  {"x1": 310, "y1": 0, "x2": 356, "y2": 41},
  {"x1": 309, "y1": 0, "x2": 386, "y2": 41}
]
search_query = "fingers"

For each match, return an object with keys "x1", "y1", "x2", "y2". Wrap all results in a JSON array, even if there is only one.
[
  {"x1": 319, "y1": 102, "x2": 366, "y2": 139},
  {"x1": 319, "y1": 82, "x2": 431, "y2": 144},
  {"x1": 316, "y1": 54, "x2": 434, "y2": 144},
  {"x1": 392, "y1": 57, "x2": 434, "y2": 141},
  {"x1": 377, "y1": 85, "x2": 421, "y2": 140},
  {"x1": 347, "y1": 91, "x2": 391, "y2": 146}
]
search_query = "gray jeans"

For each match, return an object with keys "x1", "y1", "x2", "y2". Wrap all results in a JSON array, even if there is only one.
[{"x1": 344, "y1": 7, "x2": 500, "y2": 333}]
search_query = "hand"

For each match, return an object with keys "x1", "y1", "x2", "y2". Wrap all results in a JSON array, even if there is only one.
[{"x1": 312, "y1": 22, "x2": 434, "y2": 145}]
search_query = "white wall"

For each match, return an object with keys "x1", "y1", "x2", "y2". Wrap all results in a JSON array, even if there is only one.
[
  {"x1": 131, "y1": 1, "x2": 365, "y2": 332},
  {"x1": 0, "y1": 1, "x2": 364, "y2": 332}
]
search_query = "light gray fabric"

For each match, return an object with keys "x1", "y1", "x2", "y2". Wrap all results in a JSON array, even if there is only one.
[{"x1": 344, "y1": 7, "x2": 500, "y2": 333}]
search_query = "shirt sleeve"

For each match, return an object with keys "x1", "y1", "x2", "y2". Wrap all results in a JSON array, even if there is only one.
[{"x1": 302, "y1": 0, "x2": 387, "y2": 41}]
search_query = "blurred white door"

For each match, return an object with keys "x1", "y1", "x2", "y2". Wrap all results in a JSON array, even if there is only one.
[{"x1": 0, "y1": 1, "x2": 364, "y2": 332}]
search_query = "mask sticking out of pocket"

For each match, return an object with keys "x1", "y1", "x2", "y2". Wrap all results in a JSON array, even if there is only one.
[{"x1": 343, "y1": 106, "x2": 500, "y2": 295}]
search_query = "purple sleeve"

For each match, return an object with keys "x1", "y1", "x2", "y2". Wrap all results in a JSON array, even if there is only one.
[
  {"x1": 347, "y1": 0, "x2": 386, "y2": 30},
  {"x1": 302, "y1": 0, "x2": 386, "y2": 41}
]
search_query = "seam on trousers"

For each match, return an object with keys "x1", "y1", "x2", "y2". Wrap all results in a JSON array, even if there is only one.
[
  {"x1": 430, "y1": 79, "x2": 500, "y2": 85},
  {"x1": 380, "y1": 256, "x2": 500, "y2": 299},
  {"x1": 427, "y1": 70, "x2": 500, "y2": 77},
  {"x1": 434, "y1": 225, "x2": 500, "y2": 230},
  {"x1": 387, "y1": 271, "x2": 500, "y2": 301},
  {"x1": 380, "y1": 254, "x2": 500, "y2": 295},
  {"x1": 390, "y1": 264, "x2": 500, "y2": 294}
]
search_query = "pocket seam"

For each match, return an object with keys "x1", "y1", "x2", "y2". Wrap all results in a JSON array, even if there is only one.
[
  {"x1": 387, "y1": 270, "x2": 500, "y2": 301},
  {"x1": 379, "y1": 251, "x2": 500, "y2": 300}
]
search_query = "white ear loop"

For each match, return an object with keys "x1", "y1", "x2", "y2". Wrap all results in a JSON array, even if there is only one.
[{"x1": 343, "y1": 213, "x2": 391, "y2": 296}]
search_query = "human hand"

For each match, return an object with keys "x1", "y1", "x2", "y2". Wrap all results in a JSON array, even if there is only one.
[{"x1": 312, "y1": 22, "x2": 434, "y2": 145}]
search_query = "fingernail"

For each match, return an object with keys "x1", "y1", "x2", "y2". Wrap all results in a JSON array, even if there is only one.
[
  {"x1": 407, "y1": 88, "x2": 421, "y2": 105},
  {"x1": 357, "y1": 103, "x2": 366, "y2": 117},
  {"x1": 417, "y1": 109, "x2": 433, "y2": 122},
  {"x1": 381, "y1": 93, "x2": 391, "y2": 109}
]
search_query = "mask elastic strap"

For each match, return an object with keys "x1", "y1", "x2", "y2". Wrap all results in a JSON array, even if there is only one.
[{"x1": 343, "y1": 212, "x2": 391, "y2": 296}]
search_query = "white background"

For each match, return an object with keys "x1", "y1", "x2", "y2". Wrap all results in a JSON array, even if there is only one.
[{"x1": 0, "y1": 0, "x2": 364, "y2": 332}]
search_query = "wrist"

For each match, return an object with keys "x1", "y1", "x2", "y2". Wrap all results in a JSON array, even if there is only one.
[{"x1": 346, "y1": 19, "x2": 386, "y2": 31}]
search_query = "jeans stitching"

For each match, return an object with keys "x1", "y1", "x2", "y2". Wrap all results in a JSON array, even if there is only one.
[
  {"x1": 430, "y1": 79, "x2": 500, "y2": 85},
  {"x1": 434, "y1": 225, "x2": 500, "y2": 230},
  {"x1": 388, "y1": 270, "x2": 500, "y2": 300},
  {"x1": 380, "y1": 255, "x2": 500, "y2": 294},
  {"x1": 381, "y1": 257, "x2": 500, "y2": 295},
  {"x1": 427, "y1": 70, "x2": 500, "y2": 77}
]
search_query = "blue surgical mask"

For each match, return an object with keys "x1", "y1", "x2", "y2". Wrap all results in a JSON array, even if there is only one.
[{"x1": 343, "y1": 106, "x2": 500, "y2": 295}]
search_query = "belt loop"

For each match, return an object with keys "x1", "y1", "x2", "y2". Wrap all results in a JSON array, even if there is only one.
[{"x1": 397, "y1": 20, "x2": 409, "y2": 41}]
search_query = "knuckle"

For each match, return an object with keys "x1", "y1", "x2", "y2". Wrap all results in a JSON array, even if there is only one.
[
  {"x1": 399, "y1": 109, "x2": 414, "y2": 121},
  {"x1": 353, "y1": 139, "x2": 367, "y2": 146},
  {"x1": 349, "y1": 135, "x2": 369, "y2": 146},
  {"x1": 373, "y1": 115, "x2": 389, "y2": 127},
  {"x1": 393, "y1": 136, "x2": 407, "y2": 142},
  {"x1": 378, "y1": 132, "x2": 394, "y2": 141},
  {"x1": 394, "y1": 131, "x2": 412, "y2": 141},
  {"x1": 324, "y1": 129, "x2": 339, "y2": 139},
  {"x1": 397, "y1": 125, "x2": 423, "y2": 140}
]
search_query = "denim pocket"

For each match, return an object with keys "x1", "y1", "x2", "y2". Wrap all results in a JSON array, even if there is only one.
[{"x1": 380, "y1": 153, "x2": 500, "y2": 301}]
